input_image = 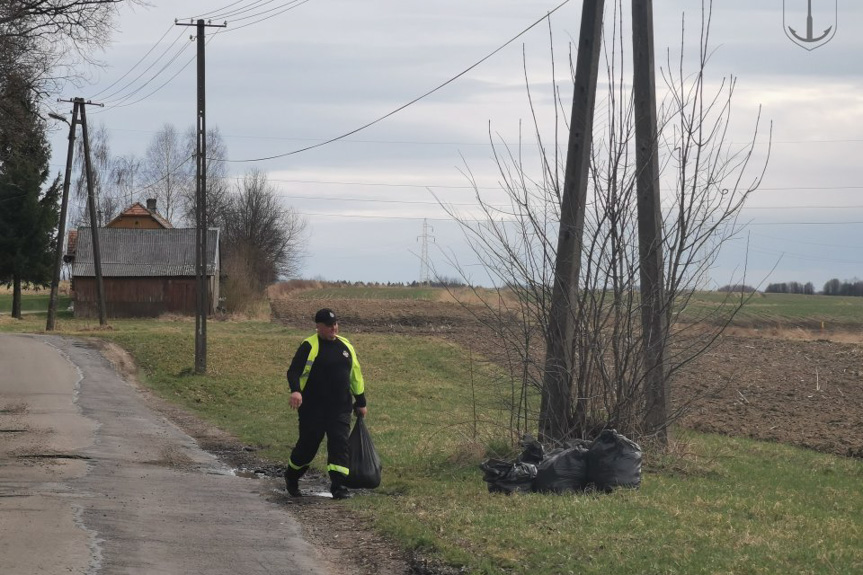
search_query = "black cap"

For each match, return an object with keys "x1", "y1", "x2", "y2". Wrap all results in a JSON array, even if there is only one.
[{"x1": 314, "y1": 308, "x2": 338, "y2": 326}]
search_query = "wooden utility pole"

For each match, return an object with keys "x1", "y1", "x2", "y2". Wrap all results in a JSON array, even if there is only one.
[
  {"x1": 631, "y1": 0, "x2": 669, "y2": 446},
  {"x1": 78, "y1": 98, "x2": 108, "y2": 325},
  {"x1": 540, "y1": 0, "x2": 605, "y2": 444},
  {"x1": 46, "y1": 102, "x2": 80, "y2": 331},
  {"x1": 176, "y1": 18, "x2": 226, "y2": 374}
]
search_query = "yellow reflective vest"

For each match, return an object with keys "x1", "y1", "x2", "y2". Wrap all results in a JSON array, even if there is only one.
[{"x1": 298, "y1": 334, "x2": 365, "y2": 396}]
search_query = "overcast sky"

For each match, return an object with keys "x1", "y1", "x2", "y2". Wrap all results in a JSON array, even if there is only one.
[{"x1": 48, "y1": 0, "x2": 863, "y2": 289}]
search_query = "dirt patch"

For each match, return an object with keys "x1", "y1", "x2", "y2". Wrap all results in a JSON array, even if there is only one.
[{"x1": 675, "y1": 334, "x2": 863, "y2": 457}]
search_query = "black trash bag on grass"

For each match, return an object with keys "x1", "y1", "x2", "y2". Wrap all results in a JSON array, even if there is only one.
[
  {"x1": 585, "y1": 429, "x2": 642, "y2": 492},
  {"x1": 515, "y1": 434, "x2": 545, "y2": 464},
  {"x1": 343, "y1": 416, "x2": 382, "y2": 489},
  {"x1": 479, "y1": 459, "x2": 537, "y2": 494},
  {"x1": 533, "y1": 445, "x2": 589, "y2": 493}
]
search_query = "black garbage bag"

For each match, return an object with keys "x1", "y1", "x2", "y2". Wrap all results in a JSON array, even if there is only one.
[
  {"x1": 479, "y1": 459, "x2": 537, "y2": 494},
  {"x1": 585, "y1": 429, "x2": 642, "y2": 492},
  {"x1": 343, "y1": 416, "x2": 382, "y2": 489},
  {"x1": 533, "y1": 445, "x2": 589, "y2": 493},
  {"x1": 515, "y1": 434, "x2": 545, "y2": 464}
]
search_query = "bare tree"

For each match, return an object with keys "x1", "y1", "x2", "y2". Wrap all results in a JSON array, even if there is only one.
[
  {"x1": 140, "y1": 123, "x2": 188, "y2": 224},
  {"x1": 1, "y1": 1, "x2": 143, "y2": 99},
  {"x1": 70, "y1": 121, "x2": 126, "y2": 226},
  {"x1": 180, "y1": 125, "x2": 230, "y2": 229},
  {"x1": 438, "y1": 2, "x2": 769, "y2": 446},
  {"x1": 221, "y1": 169, "x2": 307, "y2": 309},
  {"x1": 110, "y1": 153, "x2": 141, "y2": 207}
]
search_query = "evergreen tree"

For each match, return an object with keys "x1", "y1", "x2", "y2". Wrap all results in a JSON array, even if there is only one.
[{"x1": 0, "y1": 69, "x2": 60, "y2": 318}]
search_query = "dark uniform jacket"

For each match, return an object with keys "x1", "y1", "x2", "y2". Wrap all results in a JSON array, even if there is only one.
[{"x1": 287, "y1": 335, "x2": 366, "y2": 415}]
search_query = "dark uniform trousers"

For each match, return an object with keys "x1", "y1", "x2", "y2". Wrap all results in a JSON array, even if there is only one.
[{"x1": 288, "y1": 408, "x2": 352, "y2": 486}]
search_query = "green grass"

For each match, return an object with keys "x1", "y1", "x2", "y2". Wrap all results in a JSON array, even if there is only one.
[
  {"x1": 0, "y1": 292, "x2": 71, "y2": 314},
  {"x1": 3, "y1": 299, "x2": 863, "y2": 574},
  {"x1": 682, "y1": 291, "x2": 863, "y2": 329}
]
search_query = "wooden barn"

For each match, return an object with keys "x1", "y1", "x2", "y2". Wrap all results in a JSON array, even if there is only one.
[{"x1": 71, "y1": 227, "x2": 220, "y2": 318}]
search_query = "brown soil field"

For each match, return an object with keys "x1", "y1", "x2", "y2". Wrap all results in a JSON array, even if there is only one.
[{"x1": 272, "y1": 296, "x2": 863, "y2": 459}]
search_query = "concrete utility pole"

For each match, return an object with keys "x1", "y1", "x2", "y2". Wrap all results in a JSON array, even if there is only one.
[
  {"x1": 631, "y1": 0, "x2": 669, "y2": 446},
  {"x1": 176, "y1": 18, "x2": 226, "y2": 374},
  {"x1": 78, "y1": 98, "x2": 108, "y2": 326},
  {"x1": 46, "y1": 102, "x2": 80, "y2": 331},
  {"x1": 540, "y1": 0, "x2": 605, "y2": 444}
]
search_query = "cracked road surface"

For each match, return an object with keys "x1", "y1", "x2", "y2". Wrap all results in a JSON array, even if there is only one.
[{"x1": 0, "y1": 333, "x2": 329, "y2": 574}]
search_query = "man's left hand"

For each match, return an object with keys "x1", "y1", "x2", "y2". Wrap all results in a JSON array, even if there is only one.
[{"x1": 355, "y1": 406, "x2": 368, "y2": 417}]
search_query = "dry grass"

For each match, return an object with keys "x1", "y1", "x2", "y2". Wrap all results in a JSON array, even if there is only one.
[
  {"x1": 267, "y1": 279, "x2": 326, "y2": 299},
  {"x1": 720, "y1": 325, "x2": 863, "y2": 344}
]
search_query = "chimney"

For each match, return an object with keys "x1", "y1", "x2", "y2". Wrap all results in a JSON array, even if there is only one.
[{"x1": 146, "y1": 198, "x2": 157, "y2": 212}]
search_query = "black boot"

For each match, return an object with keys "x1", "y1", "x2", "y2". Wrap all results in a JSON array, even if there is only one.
[
  {"x1": 329, "y1": 470, "x2": 351, "y2": 500},
  {"x1": 285, "y1": 466, "x2": 306, "y2": 497}
]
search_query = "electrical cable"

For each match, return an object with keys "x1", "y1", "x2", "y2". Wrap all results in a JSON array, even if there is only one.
[
  {"x1": 224, "y1": 0, "x2": 573, "y2": 162},
  {"x1": 135, "y1": 155, "x2": 196, "y2": 192},
  {"x1": 216, "y1": 0, "x2": 293, "y2": 22},
  {"x1": 181, "y1": 0, "x2": 269, "y2": 21},
  {"x1": 89, "y1": 24, "x2": 178, "y2": 100},
  {"x1": 102, "y1": 46, "x2": 196, "y2": 110},
  {"x1": 218, "y1": 0, "x2": 312, "y2": 32},
  {"x1": 96, "y1": 31, "x2": 193, "y2": 107},
  {"x1": 100, "y1": 31, "x2": 222, "y2": 112}
]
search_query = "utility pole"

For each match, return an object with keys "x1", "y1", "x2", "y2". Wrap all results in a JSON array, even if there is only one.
[
  {"x1": 539, "y1": 0, "x2": 605, "y2": 444},
  {"x1": 418, "y1": 219, "x2": 434, "y2": 284},
  {"x1": 78, "y1": 98, "x2": 108, "y2": 325},
  {"x1": 176, "y1": 18, "x2": 226, "y2": 374},
  {"x1": 632, "y1": 0, "x2": 668, "y2": 446},
  {"x1": 46, "y1": 102, "x2": 80, "y2": 331}
]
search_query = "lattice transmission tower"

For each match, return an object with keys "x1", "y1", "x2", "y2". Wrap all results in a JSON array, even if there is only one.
[{"x1": 417, "y1": 219, "x2": 434, "y2": 284}]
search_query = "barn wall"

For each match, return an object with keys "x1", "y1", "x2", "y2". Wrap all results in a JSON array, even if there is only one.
[{"x1": 73, "y1": 277, "x2": 214, "y2": 318}]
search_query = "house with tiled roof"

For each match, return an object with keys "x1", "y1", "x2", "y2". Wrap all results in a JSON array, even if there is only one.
[{"x1": 106, "y1": 199, "x2": 174, "y2": 229}]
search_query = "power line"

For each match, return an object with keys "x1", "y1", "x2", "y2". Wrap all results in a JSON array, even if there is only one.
[
  {"x1": 744, "y1": 220, "x2": 863, "y2": 226},
  {"x1": 63, "y1": 125, "x2": 863, "y2": 148},
  {"x1": 100, "y1": 32, "x2": 223, "y2": 112},
  {"x1": 749, "y1": 231, "x2": 862, "y2": 250},
  {"x1": 100, "y1": 38, "x2": 195, "y2": 107},
  {"x1": 218, "y1": 0, "x2": 312, "y2": 31},
  {"x1": 89, "y1": 24, "x2": 179, "y2": 100},
  {"x1": 183, "y1": 0, "x2": 278, "y2": 21},
  {"x1": 87, "y1": 1, "x2": 300, "y2": 113},
  {"x1": 97, "y1": 30, "x2": 191, "y2": 104},
  {"x1": 225, "y1": 0, "x2": 573, "y2": 163}
]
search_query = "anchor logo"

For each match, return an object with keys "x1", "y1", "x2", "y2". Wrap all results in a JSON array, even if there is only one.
[{"x1": 784, "y1": 0, "x2": 838, "y2": 51}]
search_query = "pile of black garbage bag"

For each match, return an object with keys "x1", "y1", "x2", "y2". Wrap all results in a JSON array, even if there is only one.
[{"x1": 479, "y1": 429, "x2": 642, "y2": 494}]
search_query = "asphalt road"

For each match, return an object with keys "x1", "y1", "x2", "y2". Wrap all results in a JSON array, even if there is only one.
[{"x1": 0, "y1": 333, "x2": 329, "y2": 574}]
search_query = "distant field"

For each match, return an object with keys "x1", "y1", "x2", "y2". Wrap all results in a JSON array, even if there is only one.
[
  {"x1": 286, "y1": 285, "x2": 863, "y2": 330},
  {"x1": 681, "y1": 291, "x2": 863, "y2": 330},
  {"x1": 293, "y1": 286, "x2": 442, "y2": 301}
]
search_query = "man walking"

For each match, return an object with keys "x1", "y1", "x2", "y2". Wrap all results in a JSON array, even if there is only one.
[{"x1": 284, "y1": 308, "x2": 368, "y2": 499}]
